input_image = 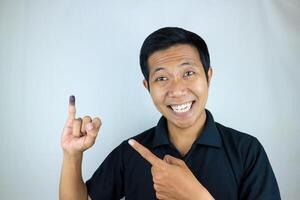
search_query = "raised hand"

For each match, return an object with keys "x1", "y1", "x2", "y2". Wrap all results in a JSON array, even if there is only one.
[
  {"x1": 128, "y1": 139, "x2": 214, "y2": 200},
  {"x1": 61, "y1": 95, "x2": 102, "y2": 156}
]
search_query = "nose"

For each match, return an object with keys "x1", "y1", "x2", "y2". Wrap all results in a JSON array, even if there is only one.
[{"x1": 167, "y1": 78, "x2": 188, "y2": 98}]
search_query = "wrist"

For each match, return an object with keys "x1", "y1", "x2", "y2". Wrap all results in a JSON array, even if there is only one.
[
  {"x1": 63, "y1": 150, "x2": 83, "y2": 162},
  {"x1": 192, "y1": 183, "x2": 214, "y2": 200}
]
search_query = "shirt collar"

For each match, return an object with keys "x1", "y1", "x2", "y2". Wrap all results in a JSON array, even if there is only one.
[{"x1": 152, "y1": 109, "x2": 222, "y2": 149}]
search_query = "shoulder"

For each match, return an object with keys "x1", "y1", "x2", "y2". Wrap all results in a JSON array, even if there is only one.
[
  {"x1": 216, "y1": 122, "x2": 266, "y2": 170},
  {"x1": 216, "y1": 122, "x2": 261, "y2": 151},
  {"x1": 216, "y1": 122, "x2": 255, "y2": 141},
  {"x1": 215, "y1": 124, "x2": 281, "y2": 198}
]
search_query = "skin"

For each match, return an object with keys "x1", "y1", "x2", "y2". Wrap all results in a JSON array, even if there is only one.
[
  {"x1": 59, "y1": 96, "x2": 100, "y2": 200},
  {"x1": 59, "y1": 44, "x2": 214, "y2": 200},
  {"x1": 143, "y1": 44, "x2": 213, "y2": 156},
  {"x1": 129, "y1": 139, "x2": 214, "y2": 200}
]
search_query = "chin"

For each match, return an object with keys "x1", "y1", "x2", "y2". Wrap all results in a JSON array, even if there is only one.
[{"x1": 170, "y1": 118, "x2": 197, "y2": 129}]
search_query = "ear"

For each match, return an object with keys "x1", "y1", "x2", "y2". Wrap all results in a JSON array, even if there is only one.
[
  {"x1": 143, "y1": 79, "x2": 149, "y2": 91},
  {"x1": 207, "y1": 67, "x2": 213, "y2": 87}
]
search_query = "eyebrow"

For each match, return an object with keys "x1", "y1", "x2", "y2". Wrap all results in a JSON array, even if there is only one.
[
  {"x1": 179, "y1": 61, "x2": 196, "y2": 67},
  {"x1": 152, "y1": 60, "x2": 197, "y2": 74}
]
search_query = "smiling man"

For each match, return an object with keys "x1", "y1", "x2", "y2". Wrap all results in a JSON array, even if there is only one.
[{"x1": 59, "y1": 27, "x2": 281, "y2": 200}]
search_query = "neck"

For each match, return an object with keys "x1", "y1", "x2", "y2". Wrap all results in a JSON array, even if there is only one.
[{"x1": 167, "y1": 110, "x2": 207, "y2": 156}]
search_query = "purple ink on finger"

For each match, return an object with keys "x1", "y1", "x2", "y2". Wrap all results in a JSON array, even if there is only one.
[{"x1": 69, "y1": 95, "x2": 75, "y2": 105}]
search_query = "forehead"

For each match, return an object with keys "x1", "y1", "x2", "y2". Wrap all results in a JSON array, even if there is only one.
[{"x1": 148, "y1": 44, "x2": 200, "y2": 68}]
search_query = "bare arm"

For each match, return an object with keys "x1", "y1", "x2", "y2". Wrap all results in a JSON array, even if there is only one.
[
  {"x1": 59, "y1": 96, "x2": 101, "y2": 200},
  {"x1": 59, "y1": 153, "x2": 88, "y2": 200}
]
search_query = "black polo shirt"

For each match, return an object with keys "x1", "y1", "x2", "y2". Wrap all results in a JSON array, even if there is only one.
[{"x1": 86, "y1": 109, "x2": 280, "y2": 200}]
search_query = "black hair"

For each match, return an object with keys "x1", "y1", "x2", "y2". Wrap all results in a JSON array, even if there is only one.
[{"x1": 139, "y1": 27, "x2": 210, "y2": 83}]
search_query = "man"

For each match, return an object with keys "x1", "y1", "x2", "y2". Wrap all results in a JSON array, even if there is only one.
[{"x1": 59, "y1": 27, "x2": 281, "y2": 200}]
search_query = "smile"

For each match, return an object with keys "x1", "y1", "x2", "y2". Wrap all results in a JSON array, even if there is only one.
[{"x1": 169, "y1": 101, "x2": 194, "y2": 113}]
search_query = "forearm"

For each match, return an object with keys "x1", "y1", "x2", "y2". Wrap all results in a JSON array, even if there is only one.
[
  {"x1": 59, "y1": 153, "x2": 88, "y2": 200},
  {"x1": 189, "y1": 181, "x2": 215, "y2": 200},
  {"x1": 195, "y1": 187, "x2": 215, "y2": 200}
]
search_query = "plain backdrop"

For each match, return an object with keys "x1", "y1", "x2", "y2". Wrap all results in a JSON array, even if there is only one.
[{"x1": 0, "y1": 0, "x2": 299, "y2": 199}]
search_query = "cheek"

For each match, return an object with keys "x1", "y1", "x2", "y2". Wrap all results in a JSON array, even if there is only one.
[
  {"x1": 150, "y1": 86, "x2": 166, "y2": 105},
  {"x1": 191, "y1": 80, "x2": 208, "y2": 97}
]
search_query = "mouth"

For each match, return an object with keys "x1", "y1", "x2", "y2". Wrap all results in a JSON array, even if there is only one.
[{"x1": 167, "y1": 101, "x2": 195, "y2": 114}]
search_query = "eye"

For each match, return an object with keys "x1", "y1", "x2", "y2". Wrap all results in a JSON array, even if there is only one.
[
  {"x1": 184, "y1": 71, "x2": 195, "y2": 77},
  {"x1": 155, "y1": 77, "x2": 168, "y2": 81}
]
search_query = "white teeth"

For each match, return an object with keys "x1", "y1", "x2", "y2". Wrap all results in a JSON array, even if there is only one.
[{"x1": 170, "y1": 102, "x2": 193, "y2": 113}]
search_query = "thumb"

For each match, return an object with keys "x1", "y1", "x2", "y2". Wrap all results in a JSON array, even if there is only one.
[{"x1": 163, "y1": 155, "x2": 184, "y2": 166}]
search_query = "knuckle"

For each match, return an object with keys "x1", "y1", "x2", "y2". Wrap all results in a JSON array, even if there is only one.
[
  {"x1": 86, "y1": 138, "x2": 95, "y2": 146},
  {"x1": 83, "y1": 115, "x2": 92, "y2": 121},
  {"x1": 153, "y1": 183, "x2": 160, "y2": 191},
  {"x1": 94, "y1": 117, "x2": 101, "y2": 121},
  {"x1": 93, "y1": 117, "x2": 102, "y2": 128},
  {"x1": 93, "y1": 117, "x2": 101, "y2": 123},
  {"x1": 152, "y1": 175, "x2": 158, "y2": 182},
  {"x1": 65, "y1": 118, "x2": 73, "y2": 127},
  {"x1": 156, "y1": 192, "x2": 163, "y2": 199},
  {"x1": 87, "y1": 129, "x2": 96, "y2": 136},
  {"x1": 154, "y1": 173, "x2": 162, "y2": 181},
  {"x1": 68, "y1": 107, "x2": 75, "y2": 114}
]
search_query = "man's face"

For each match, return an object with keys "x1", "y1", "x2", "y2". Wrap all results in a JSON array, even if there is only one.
[{"x1": 143, "y1": 44, "x2": 212, "y2": 129}]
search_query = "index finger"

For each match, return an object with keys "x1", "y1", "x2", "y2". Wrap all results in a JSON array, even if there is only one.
[
  {"x1": 68, "y1": 95, "x2": 76, "y2": 120},
  {"x1": 128, "y1": 139, "x2": 164, "y2": 167}
]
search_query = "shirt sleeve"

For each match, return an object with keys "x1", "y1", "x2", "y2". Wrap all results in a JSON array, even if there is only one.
[
  {"x1": 86, "y1": 142, "x2": 125, "y2": 200},
  {"x1": 239, "y1": 137, "x2": 281, "y2": 200}
]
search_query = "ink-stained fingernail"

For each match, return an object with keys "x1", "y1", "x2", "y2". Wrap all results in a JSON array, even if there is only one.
[{"x1": 69, "y1": 95, "x2": 75, "y2": 105}]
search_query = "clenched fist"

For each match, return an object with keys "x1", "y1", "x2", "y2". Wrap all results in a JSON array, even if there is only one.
[{"x1": 61, "y1": 95, "x2": 102, "y2": 156}]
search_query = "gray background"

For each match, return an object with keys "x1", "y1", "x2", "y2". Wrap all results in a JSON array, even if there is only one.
[{"x1": 0, "y1": 0, "x2": 299, "y2": 199}]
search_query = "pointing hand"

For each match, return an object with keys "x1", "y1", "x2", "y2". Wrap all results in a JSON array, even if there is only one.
[{"x1": 128, "y1": 139, "x2": 214, "y2": 200}]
